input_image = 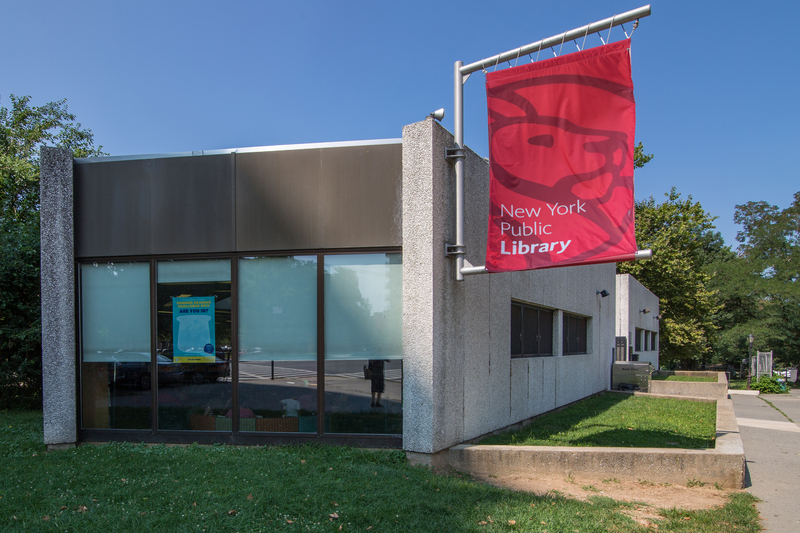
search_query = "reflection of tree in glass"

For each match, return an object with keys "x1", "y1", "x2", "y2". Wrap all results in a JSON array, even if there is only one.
[
  {"x1": 326, "y1": 266, "x2": 373, "y2": 355},
  {"x1": 325, "y1": 256, "x2": 403, "y2": 359},
  {"x1": 382, "y1": 254, "x2": 403, "y2": 358},
  {"x1": 238, "y1": 257, "x2": 317, "y2": 356}
]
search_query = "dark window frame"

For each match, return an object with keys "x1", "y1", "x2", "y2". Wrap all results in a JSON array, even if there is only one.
[{"x1": 510, "y1": 301, "x2": 554, "y2": 358}]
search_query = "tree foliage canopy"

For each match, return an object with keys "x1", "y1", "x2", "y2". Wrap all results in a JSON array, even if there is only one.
[
  {"x1": 0, "y1": 95, "x2": 104, "y2": 408},
  {"x1": 709, "y1": 192, "x2": 800, "y2": 368},
  {"x1": 618, "y1": 188, "x2": 720, "y2": 366},
  {"x1": 0, "y1": 95, "x2": 104, "y2": 222}
]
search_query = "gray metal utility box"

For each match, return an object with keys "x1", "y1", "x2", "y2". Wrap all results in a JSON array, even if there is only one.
[{"x1": 612, "y1": 361, "x2": 653, "y2": 392}]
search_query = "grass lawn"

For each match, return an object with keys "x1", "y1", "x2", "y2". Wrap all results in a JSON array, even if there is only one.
[
  {"x1": 650, "y1": 375, "x2": 717, "y2": 382},
  {"x1": 0, "y1": 410, "x2": 759, "y2": 532},
  {"x1": 479, "y1": 393, "x2": 716, "y2": 449}
]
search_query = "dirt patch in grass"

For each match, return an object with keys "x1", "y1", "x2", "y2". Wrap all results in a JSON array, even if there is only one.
[{"x1": 474, "y1": 470, "x2": 741, "y2": 523}]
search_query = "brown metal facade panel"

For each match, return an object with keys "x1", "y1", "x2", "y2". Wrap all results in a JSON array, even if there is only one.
[
  {"x1": 150, "y1": 154, "x2": 235, "y2": 254},
  {"x1": 75, "y1": 142, "x2": 400, "y2": 258},
  {"x1": 74, "y1": 155, "x2": 235, "y2": 257},
  {"x1": 235, "y1": 150, "x2": 324, "y2": 251},
  {"x1": 74, "y1": 159, "x2": 153, "y2": 257},
  {"x1": 319, "y1": 144, "x2": 402, "y2": 247},
  {"x1": 235, "y1": 144, "x2": 401, "y2": 252}
]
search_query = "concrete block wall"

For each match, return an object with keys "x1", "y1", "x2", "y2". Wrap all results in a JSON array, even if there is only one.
[
  {"x1": 616, "y1": 274, "x2": 660, "y2": 368},
  {"x1": 403, "y1": 119, "x2": 617, "y2": 454}
]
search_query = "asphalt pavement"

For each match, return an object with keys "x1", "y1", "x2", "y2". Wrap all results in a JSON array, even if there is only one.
[{"x1": 730, "y1": 388, "x2": 800, "y2": 532}]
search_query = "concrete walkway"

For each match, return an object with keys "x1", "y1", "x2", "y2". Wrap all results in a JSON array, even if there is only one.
[{"x1": 730, "y1": 388, "x2": 800, "y2": 532}]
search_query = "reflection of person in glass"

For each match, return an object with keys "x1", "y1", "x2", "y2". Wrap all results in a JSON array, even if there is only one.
[
  {"x1": 281, "y1": 397, "x2": 301, "y2": 417},
  {"x1": 368, "y1": 359, "x2": 385, "y2": 407},
  {"x1": 226, "y1": 398, "x2": 254, "y2": 419}
]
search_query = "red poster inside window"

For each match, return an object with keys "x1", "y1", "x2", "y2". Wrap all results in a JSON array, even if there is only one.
[{"x1": 485, "y1": 39, "x2": 638, "y2": 272}]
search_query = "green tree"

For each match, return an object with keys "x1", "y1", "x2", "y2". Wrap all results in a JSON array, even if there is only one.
[
  {"x1": 0, "y1": 95, "x2": 104, "y2": 408},
  {"x1": 633, "y1": 142, "x2": 653, "y2": 169},
  {"x1": 618, "y1": 189, "x2": 721, "y2": 368},
  {"x1": 1, "y1": 95, "x2": 102, "y2": 221},
  {"x1": 710, "y1": 193, "x2": 800, "y2": 370}
]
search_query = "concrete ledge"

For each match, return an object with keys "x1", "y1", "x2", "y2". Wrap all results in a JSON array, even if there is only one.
[
  {"x1": 624, "y1": 390, "x2": 716, "y2": 403},
  {"x1": 655, "y1": 371, "x2": 720, "y2": 378},
  {"x1": 47, "y1": 443, "x2": 77, "y2": 451},
  {"x1": 445, "y1": 396, "x2": 745, "y2": 489},
  {"x1": 649, "y1": 372, "x2": 728, "y2": 400},
  {"x1": 728, "y1": 389, "x2": 760, "y2": 396},
  {"x1": 406, "y1": 449, "x2": 450, "y2": 472}
]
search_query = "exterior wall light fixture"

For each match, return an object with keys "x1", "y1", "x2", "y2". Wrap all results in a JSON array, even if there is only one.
[{"x1": 596, "y1": 289, "x2": 610, "y2": 298}]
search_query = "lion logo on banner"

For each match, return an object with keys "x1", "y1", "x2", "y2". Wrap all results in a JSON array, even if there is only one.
[{"x1": 485, "y1": 39, "x2": 637, "y2": 271}]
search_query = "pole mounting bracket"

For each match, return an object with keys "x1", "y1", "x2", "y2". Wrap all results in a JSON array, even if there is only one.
[
  {"x1": 445, "y1": 147, "x2": 465, "y2": 165},
  {"x1": 445, "y1": 243, "x2": 465, "y2": 256}
]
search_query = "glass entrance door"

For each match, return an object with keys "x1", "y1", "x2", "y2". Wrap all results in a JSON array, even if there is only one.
[{"x1": 156, "y1": 259, "x2": 232, "y2": 431}]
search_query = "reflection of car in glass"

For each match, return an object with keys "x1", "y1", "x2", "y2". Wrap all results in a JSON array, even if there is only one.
[
  {"x1": 109, "y1": 354, "x2": 184, "y2": 390},
  {"x1": 159, "y1": 349, "x2": 230, "y2": 384},
  {"x1": 185, "y1": 356, "x2": 230, "y2": 384}
]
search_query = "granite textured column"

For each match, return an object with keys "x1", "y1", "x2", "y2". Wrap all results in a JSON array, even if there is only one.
[
  {"x1": 401, "y1": 118, "x2": 466, "y2": 455},
  {"x1": 40, "y1": 146, "x2": 76, "y2": 447}
]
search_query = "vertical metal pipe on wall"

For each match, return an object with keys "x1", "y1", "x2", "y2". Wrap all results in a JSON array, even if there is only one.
[{"x1": 454, "y1": 61, "x2": 465, "y2": 281}]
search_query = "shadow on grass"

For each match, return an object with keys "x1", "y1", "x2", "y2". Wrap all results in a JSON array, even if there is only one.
[
  {"x1": 568, "y1": 427, "x2": 712, "y2": 449},
  {"x1": 479, "y1": 392, "x2": 716, "y2": 449}
]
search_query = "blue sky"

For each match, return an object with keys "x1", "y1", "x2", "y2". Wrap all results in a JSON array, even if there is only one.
[{"x1": 2, "y1": 1, "x2": 797, "y2": 248}]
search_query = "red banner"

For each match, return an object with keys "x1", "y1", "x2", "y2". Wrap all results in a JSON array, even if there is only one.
[{"x1": 485, "y1": 39, "x2": 637, "y2": 272}]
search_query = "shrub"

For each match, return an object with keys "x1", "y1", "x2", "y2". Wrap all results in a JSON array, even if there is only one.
[{"x1": 751, "y1": 376, "x2": 786, "y2": 394}]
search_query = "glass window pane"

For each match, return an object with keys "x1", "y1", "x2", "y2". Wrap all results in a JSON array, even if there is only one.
[
  {"x1": 158, "y1": 260, "x2": 231, "y2": 283},
  {"x1": 572, "y1": 316, "x2": 579, "y2": 350},
  {"x1": 324, "y1": 254, "x2": 402, "y2": 360},
  {"x1": 563, "y1": 314, "x2": 575, "y2": 355},
  {"x1": 324, "y1": 253, "x2": 402, "y2": 435},
  {"x1": 539, "y1": 308, "x2": 553, "y2": 355},
  {"x1": 156, "y1": 259, "x2": 232, "y2": 431},
  {"x1": 512, "y1": 303, "x2": 552, "y2": 357},
  {"x1": 563, "y1": 314, "x2": 587, "y2": 355},
  {"x1": 239, "y1": 256, "x2": 317, "y2": 361},
  {"x1": 522, "y1": 306, "x2": 538, "y2": 355},
  {"x1": 238, "y1": 256, "x2": 318, "y2": 433},
  {"x1": 80, "y1": 262, "x2": 151, "y2": 430},
  {"x1": 510, "y1": 304, "x2": 522, "y2": 355},
  {"x1": 81, "y1": 263, "x2": 151, "y2": 362},
  {"x1": 578, "y1": 317, "x2": 587, "y2": 354}
]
